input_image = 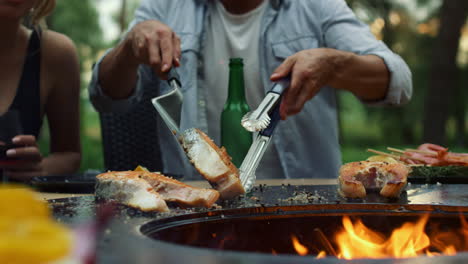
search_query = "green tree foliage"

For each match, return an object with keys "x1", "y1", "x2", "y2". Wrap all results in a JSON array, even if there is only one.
[
  {"x1": 342, "y1": 0, "x2": 466, "y2": 150},
  {"x1": 423, "y1": 0, "x2": 468, "y2": 146},
  {"x1": 110, "y1": 0, "x2": 140, "y2": 44},
  {"x1": 48, "y1": 0, "x2": 104, "y2": 53}
]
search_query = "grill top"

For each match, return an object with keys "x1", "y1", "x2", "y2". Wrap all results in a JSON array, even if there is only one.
[{"x1": 49, "y1": 183, "x2": 468, "y2": 264}]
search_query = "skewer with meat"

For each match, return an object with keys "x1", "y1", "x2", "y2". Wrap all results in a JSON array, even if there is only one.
[
  {"x1": 402, "y1": 143, "x2": 468, "y2": 166},
  {"x1": 338, "y1": 160, "x2": 410, "y2": 198}
]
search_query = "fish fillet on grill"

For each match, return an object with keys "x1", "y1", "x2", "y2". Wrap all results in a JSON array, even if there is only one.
[
  {"x1": 95, "y1": 171, "x2": 169, "y2": 212},
  {"x1": 181, "y1": 128, "x2": 245, "y2": 199},
  {"x1": 338, "y1": 161, "x2": 410, "y2": 198},
  {"x1": 96, "y1": 171, "x2": 220, "y2": 211}
]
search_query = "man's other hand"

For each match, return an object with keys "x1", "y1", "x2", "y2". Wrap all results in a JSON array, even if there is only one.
[{"x1": 270, "y1": 48, "x2": 352, "y2": 120}]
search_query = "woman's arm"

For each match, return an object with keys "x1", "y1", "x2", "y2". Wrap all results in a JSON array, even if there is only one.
[
  {"x1": 41, "y1": 31, "x2": 81, "y2": 175},
  {"x1": 4, "y1": 31, "x2": 81, "y2": 180}
]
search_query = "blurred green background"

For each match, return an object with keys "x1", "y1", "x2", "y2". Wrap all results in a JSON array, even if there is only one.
[{"x1": 39, "y1": 0, "x2": 468, "y2": 171}]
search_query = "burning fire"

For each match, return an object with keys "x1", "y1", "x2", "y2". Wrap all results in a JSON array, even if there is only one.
[
  {"x1": 291, "y1": 235, "x2": 308, "y2": 256},
  {"x1": 336, "y1": 215, "x2": 434, "y2": 258},
  {"x1": 291, "y1": 214, "x2": 468, "y2": 259}
]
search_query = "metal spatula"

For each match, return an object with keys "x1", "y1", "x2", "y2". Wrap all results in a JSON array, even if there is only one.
[{"x1": 151, "y1": 68, "x2": 183, "y2": 137}]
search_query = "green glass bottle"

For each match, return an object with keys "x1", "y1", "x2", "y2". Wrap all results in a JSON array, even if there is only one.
[{"x1": 221, "y1": 58, "x2": 252, "y2": 167}]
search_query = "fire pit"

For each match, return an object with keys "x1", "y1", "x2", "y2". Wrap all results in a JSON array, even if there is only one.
[
  {"x1": 141, "y1": 204, "x2": 468, "y2": 258},
  {"x1": 49, "y1": 183, "x2": 468, "y2": 263}
]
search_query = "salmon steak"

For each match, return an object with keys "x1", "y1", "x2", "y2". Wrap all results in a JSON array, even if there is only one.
[
  {"x1": 338, "y1": 161, "x2": 410, "y2": 198},
  {"x1": 181, "y1": 128, "x2": 245, "y2": 199},
  {"x1": 96, "y1": 171, "x2": 220, "y2": 211},
  {"x1": 95, "y1": 171, "x2": 169, "y2": 212}
]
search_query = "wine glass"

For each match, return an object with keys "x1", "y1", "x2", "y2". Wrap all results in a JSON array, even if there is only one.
[{"x1": 0, "y1": 110, "x2": 23, "y2": 182}]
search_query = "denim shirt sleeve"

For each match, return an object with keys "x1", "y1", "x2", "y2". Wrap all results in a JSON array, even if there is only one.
[
  {"x1": 88, "y1": 0, "x2": 165, "y2": 113},
  {"x1": 320, "y1": 0, "x2": 413, "y2": 106},
  {"x1": 88, "y1": 49, "x2": 146, "y2": 113}
]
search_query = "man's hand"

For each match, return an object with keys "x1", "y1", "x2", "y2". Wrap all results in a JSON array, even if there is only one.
[
  {"x1": 99, "y1": 20, "x2": 182, "y2": 99},
  {"x1": 270, "y1": 48, "x2": 352, "y2": 120},
  {"x1": 124, "y1": 20, "x2": 181, "y2": 79},
  {"x1": 1, "y1": 135, "x2": 44, "y2": 180}
]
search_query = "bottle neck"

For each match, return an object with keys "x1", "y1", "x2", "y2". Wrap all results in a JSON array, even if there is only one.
[{"x1": 227, "y1": 65, "x2": 246, "y2": 102}]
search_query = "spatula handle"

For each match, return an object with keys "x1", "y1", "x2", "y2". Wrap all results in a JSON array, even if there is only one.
[{"x1": 167, "y1": 68, "x2": 181, "y2": 87}]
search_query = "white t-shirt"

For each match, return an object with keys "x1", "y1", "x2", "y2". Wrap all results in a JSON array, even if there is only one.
[{"x1": 203, "y1": 0, "x2": 284, "y2": 179}]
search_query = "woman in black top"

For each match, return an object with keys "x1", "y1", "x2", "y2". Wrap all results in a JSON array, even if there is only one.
[{"x1": 0, "y1": 0, "x2": 81, "y2": 180}]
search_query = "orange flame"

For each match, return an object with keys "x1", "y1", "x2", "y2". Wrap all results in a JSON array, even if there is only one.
[
  {"x1": 290, "y1": 214, "x2": 468, "y2": 259},
  {"x1": 336, "y1": 215, "x2": 432, "y2": 259},
  {"x1": 291, "y1": 235, "x2": 308, "y2": 256},
  {"x1": 316, "y1": 251, "x2": 327, "y2": 259}
]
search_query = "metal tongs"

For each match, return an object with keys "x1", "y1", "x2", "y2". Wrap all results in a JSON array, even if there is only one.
[
  {"x1": 151, "y1": 68, "x2": 183, "y2": 139},
  {"x1": 239, "y1": 78, "x2": 290, "y2": 192}
]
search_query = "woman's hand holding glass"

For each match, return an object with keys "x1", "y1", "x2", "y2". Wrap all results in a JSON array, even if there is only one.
[
  {"x1": 1, "y1": 135, "x2": 44, "y2": 180},
  {"x1": 0, "y1": 110, "x2": 44, "y2": 181}
]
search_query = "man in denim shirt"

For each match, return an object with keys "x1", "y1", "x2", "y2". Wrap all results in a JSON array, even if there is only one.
[{"x1": 89, "y1": 0, "x2": 412, "y2": 180}]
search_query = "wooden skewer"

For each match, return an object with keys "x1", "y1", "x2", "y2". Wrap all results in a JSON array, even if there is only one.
[
  {"x1": 404, "y1": 149, "x2": 438, "y2": 156},
  {"x1": 387, "y1": 147, "x2": 437, "y2": 157},
  {"x1": 408, "y1": 164, "x2": 429, "y2": 167},
  {"x1": 387, "y1": 147, "x2": 405, "y2": 154},
  {"x1": 368, "y1": 148, "x2": 429, "y2": 163},
  {"x1": 387, "y1": 147, "x2": 433, "y2": 163},
  {"x1": 367, "y1": 149, "x2": 400, "y2": 159},
  {"x1": 367, "y1": 148, "x2": 443, "y2": 165},
  {"x1": 401, "y1": 154, "x2": 430, "y2": 163}
]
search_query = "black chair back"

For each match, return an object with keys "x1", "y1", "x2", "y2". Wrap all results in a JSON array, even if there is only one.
[{"x1": 99, "y1": 88, "x2": 163, "y2": 172}]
